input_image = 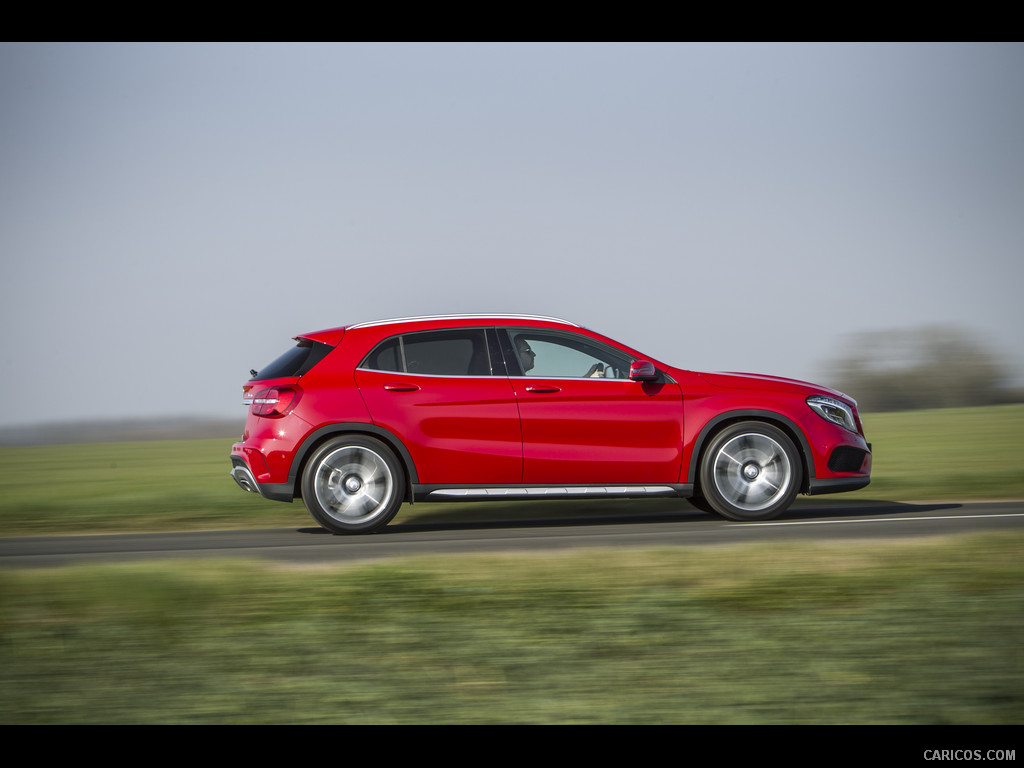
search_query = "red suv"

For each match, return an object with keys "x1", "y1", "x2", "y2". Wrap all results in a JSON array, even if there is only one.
[{"x1": 231, "y1": 315, "x2": 871, "y2": 533}]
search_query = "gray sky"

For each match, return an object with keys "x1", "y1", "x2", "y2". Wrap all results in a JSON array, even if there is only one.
[{"x1": 2, "y1": 42, "x2": 1022, "y2": 428}]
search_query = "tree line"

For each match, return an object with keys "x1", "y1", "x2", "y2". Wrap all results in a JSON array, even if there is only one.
[{"x1": 824, "y1": 325, "x2": 1024, "y2": 412}]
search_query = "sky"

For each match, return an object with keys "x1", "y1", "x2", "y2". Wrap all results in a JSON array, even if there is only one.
[{"x1": 1, "y1": 42, "x2": 1022, "y2": 428}]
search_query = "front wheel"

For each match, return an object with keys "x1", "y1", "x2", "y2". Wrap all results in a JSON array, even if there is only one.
[
  {"x1": 301, "y1": 436, "x2": 405, "y2": 534},
  {"x1": 699, "y1": 422, "x2": 802, "y2": 521}
]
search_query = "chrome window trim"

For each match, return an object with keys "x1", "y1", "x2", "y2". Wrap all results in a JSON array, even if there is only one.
[
  {"x1": 355, "y1": 368, "x2": 510, "y2": 379},
  {"x1": 354, "y1": 369, "x2": 640, "y2": 382},
  {"x1": 506, "y1": 374, "x2": 636, "y2": 381}
]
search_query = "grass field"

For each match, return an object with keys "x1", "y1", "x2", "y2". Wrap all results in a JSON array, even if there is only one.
[
  {"x1": 857, "y1": 404, "x2": 1024, "y2": 501},
  {"x1": 1, "y1": 405, "x2": 1021, "y2": 724}
]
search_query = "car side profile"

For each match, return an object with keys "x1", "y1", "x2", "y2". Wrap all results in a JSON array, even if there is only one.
[{"x1": 230, "y1": 315, "x2": 871, "y2": 533}]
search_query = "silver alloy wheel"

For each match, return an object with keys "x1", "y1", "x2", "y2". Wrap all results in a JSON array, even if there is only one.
[
  {"x1": 711, "y1": 432, "x2": 793, "y2": 512},
  {"x1": 313, "y1": 445, "x2": 395, "y2": 524}
]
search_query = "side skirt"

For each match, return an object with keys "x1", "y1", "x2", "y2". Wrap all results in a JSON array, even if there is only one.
[{"x1": 413, "y1": 484, "x2": 692, "y2": 502}]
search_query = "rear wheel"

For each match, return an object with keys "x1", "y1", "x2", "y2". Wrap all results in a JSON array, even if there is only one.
[
  {"x1": 301, "y1": 436, "x2": 405, "y2": 534},
  {"x1": 699, "y1": 422, "x2": 801, "y2": 521}
]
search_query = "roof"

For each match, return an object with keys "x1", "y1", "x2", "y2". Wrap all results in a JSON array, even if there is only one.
[{"x1": 298, "y1": 314, "x2": 582, "y2": 347}]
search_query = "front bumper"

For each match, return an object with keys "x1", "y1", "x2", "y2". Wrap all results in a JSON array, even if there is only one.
[
  {"x1": 808, "y1": 442, "x2": 871, "y2": 495},
  {"x1": 807, "y1": 475, "x2": 871, "y2": 495}
]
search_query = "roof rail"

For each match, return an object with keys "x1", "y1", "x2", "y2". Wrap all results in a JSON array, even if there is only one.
[{"x1": 348, "y1": 314, "x2": 579, "y2": 330}]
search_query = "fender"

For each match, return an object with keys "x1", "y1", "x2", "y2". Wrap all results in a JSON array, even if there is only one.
[
  {"x1": 687, "y1": 409, "x2": 815, "y2": 492},
  {"x1": 266, "y1": 422, "x2": 421, "y2": 502}
]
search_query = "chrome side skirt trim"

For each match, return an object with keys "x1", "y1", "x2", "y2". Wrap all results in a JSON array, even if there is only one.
[{"x1": 426, "y1": 486, "x2": 680, "y2": 499}]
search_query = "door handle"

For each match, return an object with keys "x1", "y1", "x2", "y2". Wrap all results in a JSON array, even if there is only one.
[
  {"x1": 525, "y1": 385, "x2": 561, "y2": 393},
  {"x1": 383, "y1": 383, "x2": 420, "y2": 392}
]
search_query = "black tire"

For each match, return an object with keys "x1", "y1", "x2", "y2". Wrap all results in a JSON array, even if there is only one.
[
  {"x1": 301, "y1": 435, "x2": 405, "y2": 534},
  {"x1": 698, "y1": 421, "x2": 802, "y2": 521}
]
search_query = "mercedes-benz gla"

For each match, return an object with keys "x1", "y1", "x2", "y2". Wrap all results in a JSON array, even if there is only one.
[{"x1": 230, "y1": 315, "x2": 871, "y2": 533}]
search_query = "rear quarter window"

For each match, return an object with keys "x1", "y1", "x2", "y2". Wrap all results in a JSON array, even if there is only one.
[{"x1": 361, "y1": 337, "x2": 402, "y2": 372}]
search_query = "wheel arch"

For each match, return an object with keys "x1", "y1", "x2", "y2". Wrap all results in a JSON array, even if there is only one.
[
  {"x1": 288, "y1": 423, "x2": 420, "y2": 502},
  {"x1": 688, "y1": 410, "x2": 814, "y2": 495}
]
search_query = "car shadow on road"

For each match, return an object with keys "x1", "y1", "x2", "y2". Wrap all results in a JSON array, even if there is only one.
[{"x1": 296, "y1": 498, "x2": 963, "y2": 535}]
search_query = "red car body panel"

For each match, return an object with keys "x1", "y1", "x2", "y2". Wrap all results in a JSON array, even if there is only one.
[
  {"x1": 510, "y1": 376, "x2": 684, "y2": 484},
  {"x1": 355, "y1": 368, "x2": 522, "y2": 484},
  {"x1": 230, "y1": 315, "x2": 871, "y2": 531}
]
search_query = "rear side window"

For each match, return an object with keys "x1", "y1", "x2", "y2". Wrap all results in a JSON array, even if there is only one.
[
  {"x1": 252, "y1": 340, "x2": 332, "y2": 380},
  {"x1": 362, "y1": 337, "x2": 401, "y2": 372},
  {"x1": 360, "y1": 329, "x2": 491, "y2": 376}
]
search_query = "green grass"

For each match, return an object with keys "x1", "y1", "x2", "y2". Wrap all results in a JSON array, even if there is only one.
[
  {"x1": 0, "y1": 404, "x2": 1021, "y2": 536},
  {"x1": 1, "y1": 534, "x2": 1020, "y2": 724},
  {"x1": 0, "y1": 439, "x2": 290, "y2": 535},
  {"x1": 857, "y1": 404, "x2": 1024, "y2": 501}
]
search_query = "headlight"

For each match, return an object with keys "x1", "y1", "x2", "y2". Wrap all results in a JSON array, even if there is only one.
[{"x1": 807, "y1": 395, "x2": 858, "y2": 433}]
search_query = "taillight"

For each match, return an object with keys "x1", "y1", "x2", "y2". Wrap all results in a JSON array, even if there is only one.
[{"x1": 248, "y1": 386, "x2": 300, "y2": 417}]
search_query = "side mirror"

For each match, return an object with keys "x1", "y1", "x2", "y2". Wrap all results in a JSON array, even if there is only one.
[{"x1": 629, "y1": 360, "x2": 658, "y2": 382}]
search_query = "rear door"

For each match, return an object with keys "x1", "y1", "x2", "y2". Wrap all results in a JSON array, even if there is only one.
[{"x1": 355, "y1": 328, "x2": 522, "y2": 484}]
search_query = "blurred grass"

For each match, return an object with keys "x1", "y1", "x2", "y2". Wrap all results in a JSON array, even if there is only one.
[
  {"x1": 0, "y1": 439, "x2": 283, "y2": 535},
  {"x1": 856, "y1": 404, "x2": 1024, "y2": 501},
  {"x1": 0, "y1": 404, "x2": 1021, "y2": 536},
  {"x1": 1, "y1": 534, "x2": 1021, "y2": 723}
]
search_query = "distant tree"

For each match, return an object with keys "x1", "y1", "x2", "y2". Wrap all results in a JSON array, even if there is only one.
[{"x1": 825, "y1": 326, "x2": 1018, "y2": 412}]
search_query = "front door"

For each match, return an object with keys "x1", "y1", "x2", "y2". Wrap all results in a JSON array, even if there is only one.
[{"x1": 503, "y1": 328, "x2": 684, "y2": 484}]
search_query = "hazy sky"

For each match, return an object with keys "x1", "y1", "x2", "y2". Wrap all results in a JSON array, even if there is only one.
[{"x1": 2, "y1": 43, "x2": 1022, "y2": 428}]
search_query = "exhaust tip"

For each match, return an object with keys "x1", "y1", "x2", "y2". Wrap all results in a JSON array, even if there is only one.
[{"x1": 231, "y1": 465, "x2": 260, "y2": 494}]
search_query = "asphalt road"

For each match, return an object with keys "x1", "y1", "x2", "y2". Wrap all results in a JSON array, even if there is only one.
[{"x1": 1, "y1": 500, "x2": 1022, "y2": 568}]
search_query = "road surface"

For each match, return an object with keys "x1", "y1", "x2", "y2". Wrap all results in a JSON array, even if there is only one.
[{"x1": 1, "y1": 500, "x2": 1021, "y2": 568}]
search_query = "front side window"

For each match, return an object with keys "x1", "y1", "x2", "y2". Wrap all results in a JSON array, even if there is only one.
[
  {"x1": 359, "y1": 329, "x2": 492, "y2": 376},
  {"x1": 504, "y1": 329, "x2": 633, "y2": 379}
]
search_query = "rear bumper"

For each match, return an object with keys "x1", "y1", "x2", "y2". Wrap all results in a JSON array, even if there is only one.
[
  {"x1": 229, "y1": 453, "x2": 295, "y2": 502},
  {"x1": 230, "y1": 461, "x2": 261, "y2": 494}
]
